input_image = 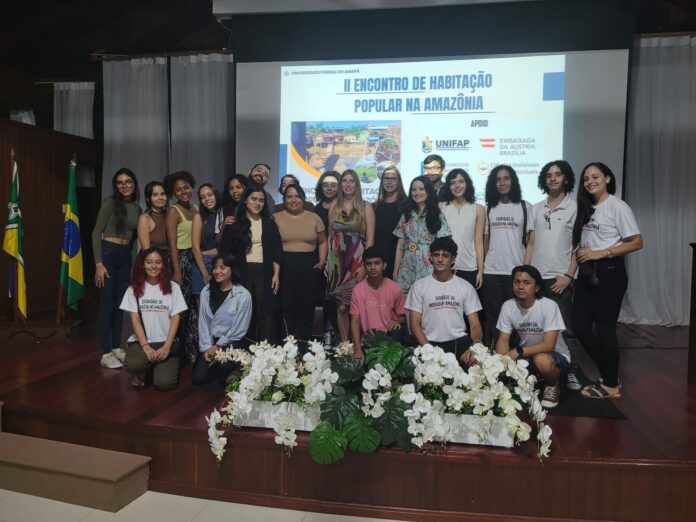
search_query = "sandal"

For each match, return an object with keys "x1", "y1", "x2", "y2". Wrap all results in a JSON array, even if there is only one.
[{"x1": 581, "y1": 382, "x2": 621, "y2": 400}]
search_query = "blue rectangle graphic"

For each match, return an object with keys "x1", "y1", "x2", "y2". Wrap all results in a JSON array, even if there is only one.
[{"x1": 543, "y1": 72, "x2": 565, "y2": 101}]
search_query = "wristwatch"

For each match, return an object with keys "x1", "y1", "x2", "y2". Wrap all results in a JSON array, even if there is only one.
[{"x1": 515, "y1": 346, "x2": 524, "y2": 357}]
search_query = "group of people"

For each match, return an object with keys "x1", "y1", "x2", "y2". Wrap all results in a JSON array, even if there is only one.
[{"x1": 92, "y1": 154, "x2": 642, "y2": 408}]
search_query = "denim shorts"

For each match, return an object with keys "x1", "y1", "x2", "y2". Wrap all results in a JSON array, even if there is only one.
[
  {"x1": 526, "y1": 351, "x2": 571, "y2": 373},
  {"x1": 191, "y1": 254, "x2": 216, "y2": 294}
]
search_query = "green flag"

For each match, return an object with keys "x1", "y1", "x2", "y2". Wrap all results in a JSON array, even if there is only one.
[{"x1": 3, "y1": 159, "x2": 27, "y2": 318}]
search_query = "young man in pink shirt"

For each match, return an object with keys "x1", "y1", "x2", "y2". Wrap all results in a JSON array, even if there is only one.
[{"x1": 350, "y1": 247, "x2": 406, "y2": 359}]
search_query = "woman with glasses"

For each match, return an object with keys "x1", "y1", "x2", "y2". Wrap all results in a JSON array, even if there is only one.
[
  {"x1": 572, "y1": 162, "x2": 642, "y2": 400},
  {"x1": 393, "y1": 176, "x2": 450, "y2": 295},
  {"x1": 373, "y1": 166, "x2": 406, "y2": 279},
  {"x1": 92, "y1": 168, "x2": 142, "y2": 369},
  {"x1": 326, "y1": 169, "x2": 375, "y2": 342}
]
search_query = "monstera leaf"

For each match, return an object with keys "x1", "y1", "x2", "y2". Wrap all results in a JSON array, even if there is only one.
[
  {"x1": 309, "y1": 421, "x2": 348, "y2": 464},
  {"x1": 392, "y1": 346, "x2": 415, "y2": 381},
  {"x1": 370, "y1": 395, "x2": 410, "y2": 446},
  {"x1": 365, "y1": 340, "x2": 403, "y2": 373},
  {"x1": 342, "y1": 412, "x2": 381, "y2": 453},
  {"x1": 320, "y1": 386, "x2": 361, "y2": 430},
  {"x1": 331, "y1": 356, "x2": 365, "y2": 386},
  {"x1": 363, "y1": 329, "x2": 392, "y2": 349}
]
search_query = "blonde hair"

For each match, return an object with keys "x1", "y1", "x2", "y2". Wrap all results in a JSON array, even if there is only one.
[{"x1": 330, "y1": 169, "x2": 367, "y2": 236}]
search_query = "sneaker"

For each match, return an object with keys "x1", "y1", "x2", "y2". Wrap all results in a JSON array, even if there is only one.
[
  {"x1": 323, "y1": 329, "x2": 336, "y2": 349},
  {"x1": 112, "y1": 348, "x2": 126, "y2": 363},
  {"x1": 566, "y1": 370, "x2": 582, "y2": 391},
  {"x1": 541, "y1": 385, "x2": 560, "y2": 409},
  {"x1": 101, "y1": 352, "x2": 123, "y2": 369}
]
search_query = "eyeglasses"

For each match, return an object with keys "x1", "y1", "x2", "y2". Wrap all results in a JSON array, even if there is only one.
[
  {"x1": 117, "y1": 180, "x2": 134, "y2": 187},
  {"x1": 424, "y1": 166, "x2": 442, "y2": 173}
]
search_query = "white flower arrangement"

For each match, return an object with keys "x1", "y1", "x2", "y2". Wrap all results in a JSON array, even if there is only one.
[
  {"x1": 399, "y1": 343, "x2": 552, "y2": 459},
  {"x1": 206, "y1": 337, "x2": 338, "y2": 459},
  {"x1": 206, "y1": 337, "x2": 552, "y2": 463}
]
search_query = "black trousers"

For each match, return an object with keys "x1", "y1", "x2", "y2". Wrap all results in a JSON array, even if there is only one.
[
  {"x1": 437, "y1": 336, "x2": 473, "y2": 360},
  {"x1": 481, "y1": 274, "x2": 513, "y2": 344},
  {"x1": 572, "y1": 257, "x2": 627, "y2": 388},
  {"x1": 191, "y1": 340, "x2": 244, "y2": 386},
  {"x1": 281, "y1": 251, "x2": 319, "y2": 345},
  {"x1": 247, "y1": 262, "x2": 275, "y2": 344}
]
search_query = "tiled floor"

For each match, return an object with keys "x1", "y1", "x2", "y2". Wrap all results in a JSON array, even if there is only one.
[{"x1": 0, "y1": 489, "x2": 405, "y2": 522}]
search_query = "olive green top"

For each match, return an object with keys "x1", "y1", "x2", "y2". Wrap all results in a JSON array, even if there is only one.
[{"x1": 91, "y1": 197, "x2": 141, "y2": 263}]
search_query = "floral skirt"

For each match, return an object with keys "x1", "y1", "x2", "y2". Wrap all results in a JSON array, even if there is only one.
[
  {"x1": 326, "y1": 231, "x2": 365, "y2": 306},
  {"x1": 177, "y1": 248, "x2": 199, "y2": 361}
]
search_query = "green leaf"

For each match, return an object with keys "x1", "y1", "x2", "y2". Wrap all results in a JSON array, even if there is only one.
[
  {"x1": 320, "y1": 386, "x2": 361, "y2": 430},
  {"x1": 370, "y1": 395, "x2": 410, "y2": 446},
  {"x1": 392, "y1": 347, "x2": 415, "y2": 381},
  {"x1": 224, "y1": 380, "x2": 240, "y2": 393},
  {"x1": 363, "y1": 329, "x2": 392, "y2": 349},
  {"x1": 342, "y1": 412, "x2": 381, "y2": 453},
  {"x1": 309, "y1": 421, "x2": 348, "y2": 464},
  {"x1": 331, "y1": 356, "x2": 365, "y2": 386},
  {"x1": 365, "y1": 341, "x2": 403, "y2": 373},
  {"x1": 396, "y1": 432, "x2": 415, "y2": 453}
]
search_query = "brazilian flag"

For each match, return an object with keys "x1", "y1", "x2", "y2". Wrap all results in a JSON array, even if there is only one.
[{"x1": 59, "y1": 160, "x2": 84, "y2": 310}]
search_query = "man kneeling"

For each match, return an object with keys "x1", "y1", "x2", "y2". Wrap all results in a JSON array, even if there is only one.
[
  {"x1": 350, "y1": 247, "x2": 406, "y2": 359},
  {"x1": 495, "y1": 265, "x2": 571, "y2": 409},
  {"x1": 405, "y1": 237, "x2": 482, "y2": 363}
]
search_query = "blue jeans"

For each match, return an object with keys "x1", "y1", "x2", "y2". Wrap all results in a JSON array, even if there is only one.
[
  {"x1": 191, "y1": 254, "x2": 215, "y2": 295},
  {"x1": 99, "y1": 241, "x2": 132, "y2": 354}
]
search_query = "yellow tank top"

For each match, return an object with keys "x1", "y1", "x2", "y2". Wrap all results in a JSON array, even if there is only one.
[{"x1": 173, "y1": 205, "x2": 194, "y2": 249}]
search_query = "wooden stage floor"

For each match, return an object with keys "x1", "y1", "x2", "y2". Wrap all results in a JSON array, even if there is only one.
[{"x1": 1, "y1": 320, "x2": 695, "y2": 521}]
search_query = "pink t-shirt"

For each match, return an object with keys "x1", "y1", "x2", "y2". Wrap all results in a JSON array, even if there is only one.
[{"x1": 350, "y1": 278, "x2": 405, "y2": 333}]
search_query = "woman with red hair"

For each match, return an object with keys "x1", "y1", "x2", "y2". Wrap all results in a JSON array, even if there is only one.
[{"x1": 120, "y1": 247, "x2": 187, "y2": 390}]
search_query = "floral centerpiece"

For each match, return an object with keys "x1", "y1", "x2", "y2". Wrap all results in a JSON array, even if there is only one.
[{"x1": 206, "y1": 331, "x2": 552, "y2": 465}]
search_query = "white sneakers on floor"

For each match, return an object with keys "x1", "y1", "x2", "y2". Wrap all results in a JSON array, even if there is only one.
[{"x1": 101, "y1": 352, "x2": 123, "y2": 369}]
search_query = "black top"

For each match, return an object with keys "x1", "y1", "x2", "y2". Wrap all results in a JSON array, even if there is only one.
[
  {"x1": 373, "y1": 200, "x2": 402, "y2": 279},
  {"x1": 200, "y1": 210, "x2": 218, "y2": 251},
  {"x1": 210, "y1": 287, "x2": 231, "y2": 315},
  {"x1": 315, "y1": 203, "x2": 331, "y2": 232}
]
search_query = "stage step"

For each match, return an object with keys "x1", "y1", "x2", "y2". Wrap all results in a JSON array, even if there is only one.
[{"x1": 0, "y1": 432, "x2": 150, "y2": 512}]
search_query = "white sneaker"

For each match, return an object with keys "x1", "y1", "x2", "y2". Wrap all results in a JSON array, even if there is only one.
[
  {"x1": 101, "y1": 352, "x2": 123, "y2": 369},
  {"x1": 112, "y1": 348, "x2": 126, "y2": 363}
]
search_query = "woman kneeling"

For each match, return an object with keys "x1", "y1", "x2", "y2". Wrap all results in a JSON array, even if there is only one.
[
  {"x1": 120, "y1": 247, "x2": 187, "y2": 390},
  {"x1": 192, "y1": 254, "x2": 252, "y2": 386}
]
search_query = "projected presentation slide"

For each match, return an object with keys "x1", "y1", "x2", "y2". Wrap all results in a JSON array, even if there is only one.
[{"x1": 279, "y1": 55, "x2": 565, "y2": 202}]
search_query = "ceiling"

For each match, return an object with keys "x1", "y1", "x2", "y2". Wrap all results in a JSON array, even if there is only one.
[{"x1": 1, "y1": 0, "x2": 694, "y2": 82}]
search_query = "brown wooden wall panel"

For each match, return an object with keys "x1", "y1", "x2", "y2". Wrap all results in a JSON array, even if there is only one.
[{"x1": 0, "y1": 118, "x2": 100, "y2": 318}]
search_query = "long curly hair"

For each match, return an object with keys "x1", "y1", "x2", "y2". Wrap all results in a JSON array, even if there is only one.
[
  {"x1": 130, "y1": 247, "x2": 172, "y2": 299},
  {"x1": 402, "y1": 176, "x2": 442, "y2": 235},
  {"x1": 538, "y1": 160, "x2": 576, "y2": 195},
  {"x1": 485, "y1": 165, "x2": 522, "y2": 207},
  {"x1": 220, "y1": 173, "x2": 249, "y2": 211},
  {"x1": 439, "y1": 168, "x2": 476, "y2": 204},
  {"x1": 315, "y1": 171, "x2": 340, "y2": 205},
  {"x1": 110, "y1": 168, "x2": 139, "y2": 234},
  {"x1": 572, "y1": 162, "x2": 617, "y2": 248}
]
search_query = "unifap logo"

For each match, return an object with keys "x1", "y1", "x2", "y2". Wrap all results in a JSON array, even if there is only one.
[
  {"x1": 421, "y1": 136, "x2": 433, "y2": 153},
  {"x1": 479, "y1": 138, "x2": 496, "y2": 149},
  {"x1": 433, "y1": 138, "x2": 470, "y2": 151}
]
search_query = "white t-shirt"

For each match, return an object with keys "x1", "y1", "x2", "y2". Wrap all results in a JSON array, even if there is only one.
[
  {"x1": 531, "y1": 195, "x2": 577, "y2": 279},
  {"x1": 580, "y1": 195, "x2": 640, "y2": 251},
  {"x1": 496, "y1": 297, "x2": 570, "y2": 361},
  {"x1": 120, "y1": 282, "x2": 187, "y2": 343},
  {"x1": 442, "y1": 202, "x2": 481, "y2": 272},
  {"x1": 484, "y1": 202, "x2": 534, "y2": 275},
  {"x1": 405, "y1": 274, "x2": 482, "y2": 343}
]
